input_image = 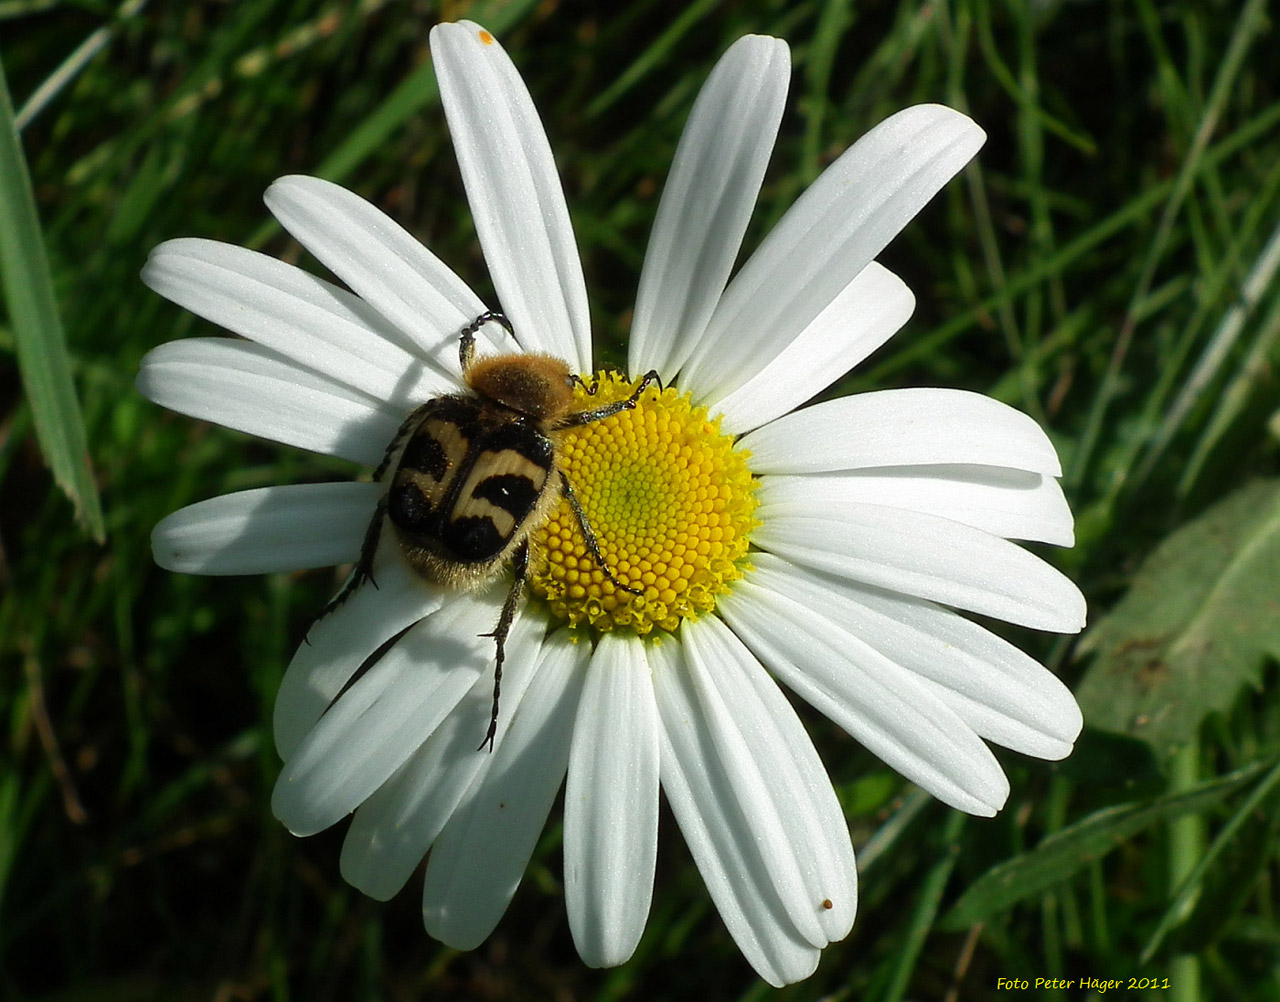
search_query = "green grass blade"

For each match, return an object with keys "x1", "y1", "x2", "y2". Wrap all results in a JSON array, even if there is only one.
[
  {"x1": 800, "y1": 0, "x2": 855, "y2": 185},
  {"x1": 248, "y1": 0, "x2": 542, "y2": 249},
  {"x1": 1165, "y1": 738, "x2": 1205, "y2": 1002},
  {"x1": 1067, "y1": 0, "x2": 1271, "y2": 492},
  {"x1": 584, "y1": 0, "x2": 723, "y2": 120},
  {"x1": 868, "y1": 98, "x2": 1280, "y2": 386},
  {"x1": 13, "y1": 0, "x2": 147, "y2": 131},
  {"x1": 0, "y1": 53, "x2": 104, "y2": 540},
  {"x1": 1174, "y1": 220, "x2": 1280, "y2": 495},
  {"x1": 1143, "y1": 755, "x2": 1280, "y2": 965},
  {"x1": 319, "y1": 0, "x2": 544, "y2": 181},
  {"x1": 876, "y1": 812, "x2": 966, "y2": 1002},
  {"x1": 940, "y1": 759, "x2": 1269, "y2": 930},
  {"x1": 1119, "y1": 167, "x2": 1280, "y2": 499}
]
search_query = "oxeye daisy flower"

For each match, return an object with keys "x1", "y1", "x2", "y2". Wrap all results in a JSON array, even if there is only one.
[{"x1": 139, "y1": 22, "x2": 1085, "y2": 987}]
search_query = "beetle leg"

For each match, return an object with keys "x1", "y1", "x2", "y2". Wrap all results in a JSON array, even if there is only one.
[
  {"x1": 313, "y1": 396, "x2": 428, "y2": 629},
  {"x1": 568, "y1": 373, "x2": 601, "y2": 395},
  {"x1": 553, "y1": 370, "x2": 662, "y2": 429},
  {"x1": 560, "y1": 472, "x2": 641, "y2": 596},
  {"x1": 312, "y1": 495, "x2": 387, "y2": 628},
  {"x1": 477, "y1": 539, "x2": 528, "y2": 752},
  {"x1": 458, "y1": 311, "x2": 515, "y2": 374}
]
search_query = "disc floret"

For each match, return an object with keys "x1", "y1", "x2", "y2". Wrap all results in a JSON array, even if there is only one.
[{"x1": 530, "y1": 372, "x2": 757, "y2": 636}]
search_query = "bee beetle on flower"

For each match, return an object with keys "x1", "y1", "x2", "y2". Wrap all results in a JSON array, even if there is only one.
[
  {"x1": 331, "y1": 308, "x2": 661, "y2": 751},
  {"x1": 140, "y1": 21, "x2": 1084, "y2": 987}
]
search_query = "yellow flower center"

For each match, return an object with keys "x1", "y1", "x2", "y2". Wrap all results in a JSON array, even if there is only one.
[{"x1": 529, "y1": 372, "x2": 758, "y2": 635}]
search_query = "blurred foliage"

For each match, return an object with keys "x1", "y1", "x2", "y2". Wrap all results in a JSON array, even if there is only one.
[{"x1": 2, "y1": 0, "x2": 1280, "y2": 1000}]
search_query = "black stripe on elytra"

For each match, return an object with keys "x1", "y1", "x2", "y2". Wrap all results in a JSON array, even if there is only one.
[
  {"x1": 397, "y1": 430, "x2": 448, "y2": 479},
  {"x1": 431, "y1": 417, "x2": 551, "y2": 531},
  {"x1": 389, "y1": 396, "x2": 482, "y2": 535},
  {"x1": 443, "y1": 514, "x2": 507, "y2": 561},
  {"x1": 483, "y1": 419, "x2": 555, "y2": 467},
  {"x1": 387, "y1": 480, "x2": 437, "y2": 534},
  {"x1": 389, "y1": 403, "x2": 556, "y2": 562},
  {"x1": 397, "y1": 396, "x2": 481, "y2": 472},
  {"x1": 472, "y1": 473, "x2": 541, "y2": 519},
  {"x1": 429, "y1": 394, "x2": 484, "y2": 430}
]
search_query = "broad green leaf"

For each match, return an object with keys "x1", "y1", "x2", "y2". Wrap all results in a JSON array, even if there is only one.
[
  {"x1": 940, "y1": 760, "x2": 1267, "y2": 930},
  {"x1": 0, "y1": 55, "x2": 104, "y2": 540},
  {"x1": 1076, "y1": 479, "x2": 1280, "y2": 758}
]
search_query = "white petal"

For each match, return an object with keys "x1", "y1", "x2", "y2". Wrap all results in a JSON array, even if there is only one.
[
  {"x1": 152, "y1": 482, "x2": 382, "y2": 574},
  {"x1": 264, "y1": 176, "x2": 501, "y2": 368},
  {"x1": 756, "y1": 465, "x2": 1075, "y2": 545},
  {"x1": 679, "y1": 617, "x2": 857, "y2": 944},
  {"x1": 711, "y1": 263, "x2": 914, "y2": 433},
  {"x1": 718, "y1": 582, "x2": 1010, "y2": 815},
  {"x1": 750, "y1": 554, "x2": 1083, "y2": 759},
  {"x1": 649, "y1": 639, "x2": 821, "y2": 987},
  {"x1": 137, "y1": 338, "x2": 401, "y2": 465},
  {"x1": 339, "y1": 611, "x2": 546, "y2": 900},
  {"x1": 740, "y1": 387, "x2": 1063, "y2": 477},
  {"x1": 271, "y1": 593, "x2": 499, "y2": 836},
  {"x1": 142, "y1": 238, "x2": 449, "y2": 407},
  {"x1": 273, "y1": 526, "x2": 444, "y2": 760},
  {"x1": 430, "y1": 22, "x2": 589, "y2": 371},
  {"x1": 564, "y1": 634, "x2": 659, "y2": 968},
  {"x1": 753, "y1": 502, "x2": 1086, "y2": 632},
  {"x1": 682, "y1": 105, "x2": 985, "y2": 402},
  {"x1": 422, "y1": 631, "x2": 589, "y2": 949},
  {"x1": 629, "y1": 35, "x2": 790, "y2": 377}
]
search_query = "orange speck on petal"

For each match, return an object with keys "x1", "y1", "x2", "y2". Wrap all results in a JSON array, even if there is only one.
[{"x1": 478, "y1": 30, "x2": 494, "y2": 45}]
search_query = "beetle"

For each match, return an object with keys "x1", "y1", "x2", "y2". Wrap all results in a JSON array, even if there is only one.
[{"x1": 324, "y1": 312, "x2": 660, "y2": 750}]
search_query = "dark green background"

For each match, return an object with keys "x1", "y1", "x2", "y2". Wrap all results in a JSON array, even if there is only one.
[{"x1": 3, "y1": 1, "x2": 1279, "y2": 999}]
